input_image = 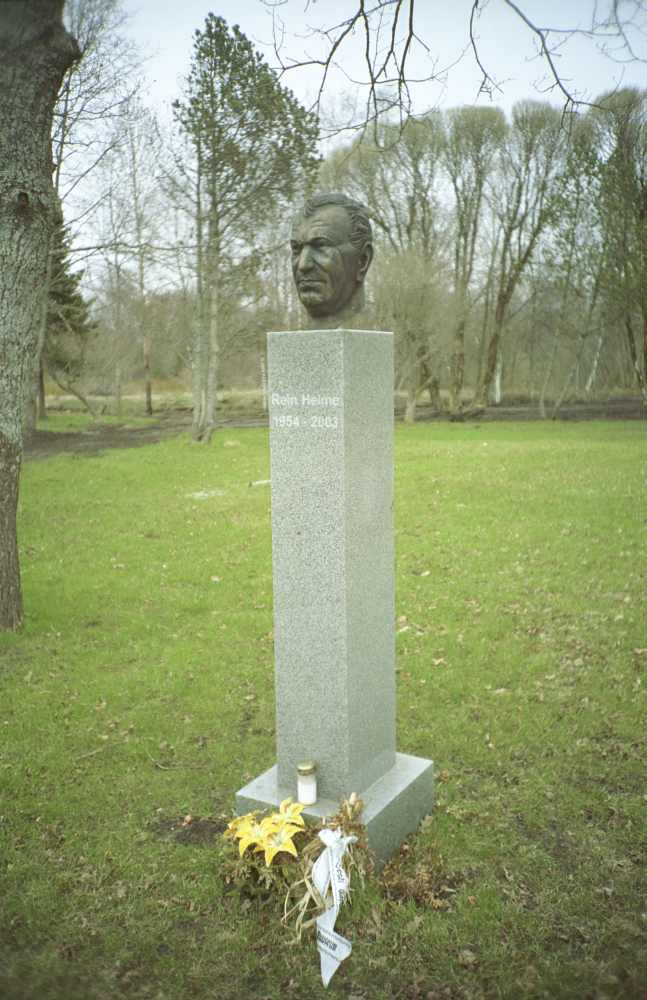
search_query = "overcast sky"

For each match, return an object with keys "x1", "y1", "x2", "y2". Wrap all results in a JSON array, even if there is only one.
[{"x1": 122, "y1": 0, "x2": 647, "y2": 130}]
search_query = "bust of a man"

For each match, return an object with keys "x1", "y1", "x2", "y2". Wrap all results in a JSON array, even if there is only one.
[{"x1": 290, "y1": 192, "x2": 373, "y2": 328}]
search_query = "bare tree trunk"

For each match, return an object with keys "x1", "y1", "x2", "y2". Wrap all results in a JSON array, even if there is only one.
[
  {"x1": 494, "y1": 359, "x2": 503, "y2": 404},
  {"x1": 552, "y1": 346, "x2": 580, "y2": 416},
  {"x1": 37, "y1": 360, "x2": 47, "y2": 420},
  {"x1": 427, "y1": 376, "x2": 440, "y2": 410},
  {"x1": 143, "y1": 332, "x2": 153, "y2": 415},
  {"x1": 22, "y1": 368, "x2": 39, "y2": 438},
  {"x1": 198, "y1": 274, "x2": 220, "y2": 444},
  {"x1": 129, "y1": 129, "x2": 153, "y2": 417},
  {"x1": 553, "y1": 273, "x2": 602, "y2": 415},
  {"x1": 552, "y1": 324, "x2": 596, "y2": 417},
  {"x1": 25, "y1": 225, "x2": 56, "y2": 435},
  {"x1": 641, "y1": 304, "x2": 647, "y2": 406},
  {"x1": 399, "y1": 339, "x2": 432, "y2": 424},
  {"x1": 585, "y1": 331, "x2": 605, "y2": 395},
  {"x1": 0, "y1": 439, "x2": 22, "y2": 630},
  {"x1": 448, "y1": 313, "x2": 466, "y2": 415},
  {"x1": 472, "y1": 311, "x2": 490, "y2": 408},
  {"x1": 191, "y1": 308, "x2": 208, "y2": 440},
  {"x1": 191, "y1": 138, "x2": 209, "y2": 441},
  {"x1": 51, "y1": 375, "x2": 97, "y2": 416},
  {"x1": 507, "y1": 337, "x2": 519, "y2": 394},
  {"x1": 404, "y1": 386, "x2": 417, "y2": 424},
  {"x1": 528, "y1": 309, "x2": 537, "y2": 402},
  {"x1": 476, "y1": 325, "x2": 501, "y2": 407},
  {"x1": 625, "y1": 316, "x2": 647, "y2": 400},
  {"x1": 0, "y1": 2, "x2": 78, "y2": 630},
  {"x1": 114, "y1": 361, "x2": 123, "y2": 418},
  {"x1": 469, "y1": 248, "x2": 498, "y2": 412},
  {"x1": 539, "y1": 332, "x2": 559, "y2": 418}
]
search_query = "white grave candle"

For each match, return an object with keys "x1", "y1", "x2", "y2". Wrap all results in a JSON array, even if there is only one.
[{"x1": 297, "y1": 761, "x2": 317, "y2": 805}]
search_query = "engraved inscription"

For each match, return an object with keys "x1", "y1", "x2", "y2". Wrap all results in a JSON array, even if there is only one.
[
  {"x1": 271, "y1": 393, "x2": 340, "y2": 408},
  {"x1": 270, "y1": 391, "x2": 342, "y2": 431}
]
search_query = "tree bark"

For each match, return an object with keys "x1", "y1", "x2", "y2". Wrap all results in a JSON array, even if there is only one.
[
  {"x1": 191, "y1": 315, "x2": 207, "y2": 440},
  {"x1": 0, "y1": 2, "x2": 79, "y2": 630},
  {"x1": 625, "y1": 316, "x2": 647, "y2": 400},
  {"x1": 448, "y1": 313, "x2": 466, "y2": 415},
  {"x1": 37, "y1": 360, "x2": 47, "y2": 420},
  {"x1": 477, "y1": 323, "x2": 502, "y2": 407},
  {"x1": 143, "y1": 332, "x2": 153, "y2": 415},
  {"x1": 198, "y1": 271, "x2": 220, "y2": 444},
  {"x1": 492, "y1": 352, "x2": 503, "y2": 405},
  {"x1": 114, "y1": 360, "x2": 123, "y2": 418},
  {"x1": 640, "y1": 302, "x2": 647, "y2": 406},
  {"x1": 585, "y1": 331, "x2": 605, "y2": 395},
  {"x1": 0, "y1": 438, "x2": 22, "y2": 630},
  {"x1": 403, "y1": 387, "x2": 417, "y2": 424},
  {"x1": 539, "y1": 331, "x2": 559, "y2": 419}
]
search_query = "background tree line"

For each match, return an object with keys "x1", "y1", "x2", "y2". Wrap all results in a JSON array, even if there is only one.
[
  {"x1": 36, "y1": 3, "x2": 320, "y2": 444},
  {"x1": 59, "y1": 78, "x2": 646, "y2": 424},
  {"x1": 323, "y1": 90, "x2": 647, "y2": 420}
]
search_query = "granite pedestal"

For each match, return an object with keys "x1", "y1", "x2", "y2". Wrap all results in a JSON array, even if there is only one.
[{"x1": 235, "y1": 329, "x2": 433, "y2": 862}]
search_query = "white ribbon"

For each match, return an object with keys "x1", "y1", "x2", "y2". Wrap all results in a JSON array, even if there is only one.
[{"x1": 311, "y1": 827, "x2": 357, "y2": 987}]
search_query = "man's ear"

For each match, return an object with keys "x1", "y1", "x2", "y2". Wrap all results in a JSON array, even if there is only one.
[{"x1": 356, "y1": 242, "x2": 373, "y2": 283}]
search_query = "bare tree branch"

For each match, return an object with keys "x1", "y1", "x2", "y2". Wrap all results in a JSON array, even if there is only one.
[{"x1": 261, "y1": 0, "x2": 647, "y2": 133}]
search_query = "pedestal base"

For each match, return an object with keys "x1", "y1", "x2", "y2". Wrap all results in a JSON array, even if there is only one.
[{"x1": 235, "y1": 752, "x2": 434, "y2": 864}]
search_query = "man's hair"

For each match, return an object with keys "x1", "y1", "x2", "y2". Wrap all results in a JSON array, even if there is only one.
[{"x1": 301, "y1": 192, "x2": 372, "y2": 252}]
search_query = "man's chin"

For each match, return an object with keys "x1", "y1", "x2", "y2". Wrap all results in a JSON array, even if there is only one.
[{"x1": 298, "y1": 290, "x2": 329, "y2": 310}]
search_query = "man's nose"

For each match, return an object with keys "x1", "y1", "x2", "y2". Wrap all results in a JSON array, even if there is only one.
[{"x1": 296, "y1": 245, "x2": 315, "y2": 271}]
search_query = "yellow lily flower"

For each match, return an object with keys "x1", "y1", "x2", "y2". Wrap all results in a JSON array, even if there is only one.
[
  {"x1": 278, "y1": 797, "x2": 306, "y2": 827},
  {"x1": 224, "y1": 811, "x2": 258, "y2": 839},
  {"x1": 250, "y1": 815, "x2": 283, "y2": 852},
  {"x1": 260, "y1": 822, "x2": 303, "y2": 866},
  {"x1": 237, "y1": 816, "x2": 279, "y2": 857}
]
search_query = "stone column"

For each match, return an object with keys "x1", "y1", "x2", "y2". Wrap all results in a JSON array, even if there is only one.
[{"x1": 236, "y1": 329, "x2": 433, "y2": 861}]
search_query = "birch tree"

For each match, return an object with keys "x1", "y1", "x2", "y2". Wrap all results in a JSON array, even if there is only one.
[
  {"x1": 0, "y1": 1, "x2": 79, "y2": 630},
  {"x1": 172, "y1": 15, "x2": 319, "y2": 443}
]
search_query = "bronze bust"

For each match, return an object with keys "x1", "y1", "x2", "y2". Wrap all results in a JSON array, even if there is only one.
[{"x1": 290, "y1": 193, "x2": 373, "y2": 327}]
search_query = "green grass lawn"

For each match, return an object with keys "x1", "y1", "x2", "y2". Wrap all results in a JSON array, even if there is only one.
[{"x1": 1, "y1": 417, "x2": 646, "y2": 1000}]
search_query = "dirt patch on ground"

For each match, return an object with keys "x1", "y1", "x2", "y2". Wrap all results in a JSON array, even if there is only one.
[
  {"x1": 24, "y1": 413, "x2": 191, "y2": 460},
  {"x1": 150, "y1": 813, "x2": 229, "y2": 846},
  {"x1": 23, "y1": 397, "x2": 645, "y2": 461},
  {"x1": 430, "y1": 396, "x2": 647, "y2": 423},
  {"x1": 23, "y1": 411, "x2": 266, "y2": 461}
]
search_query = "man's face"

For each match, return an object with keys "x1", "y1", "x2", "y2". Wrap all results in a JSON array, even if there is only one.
[{"x1": 290, "y1": 206, "x2": 366, "y2": 318}]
